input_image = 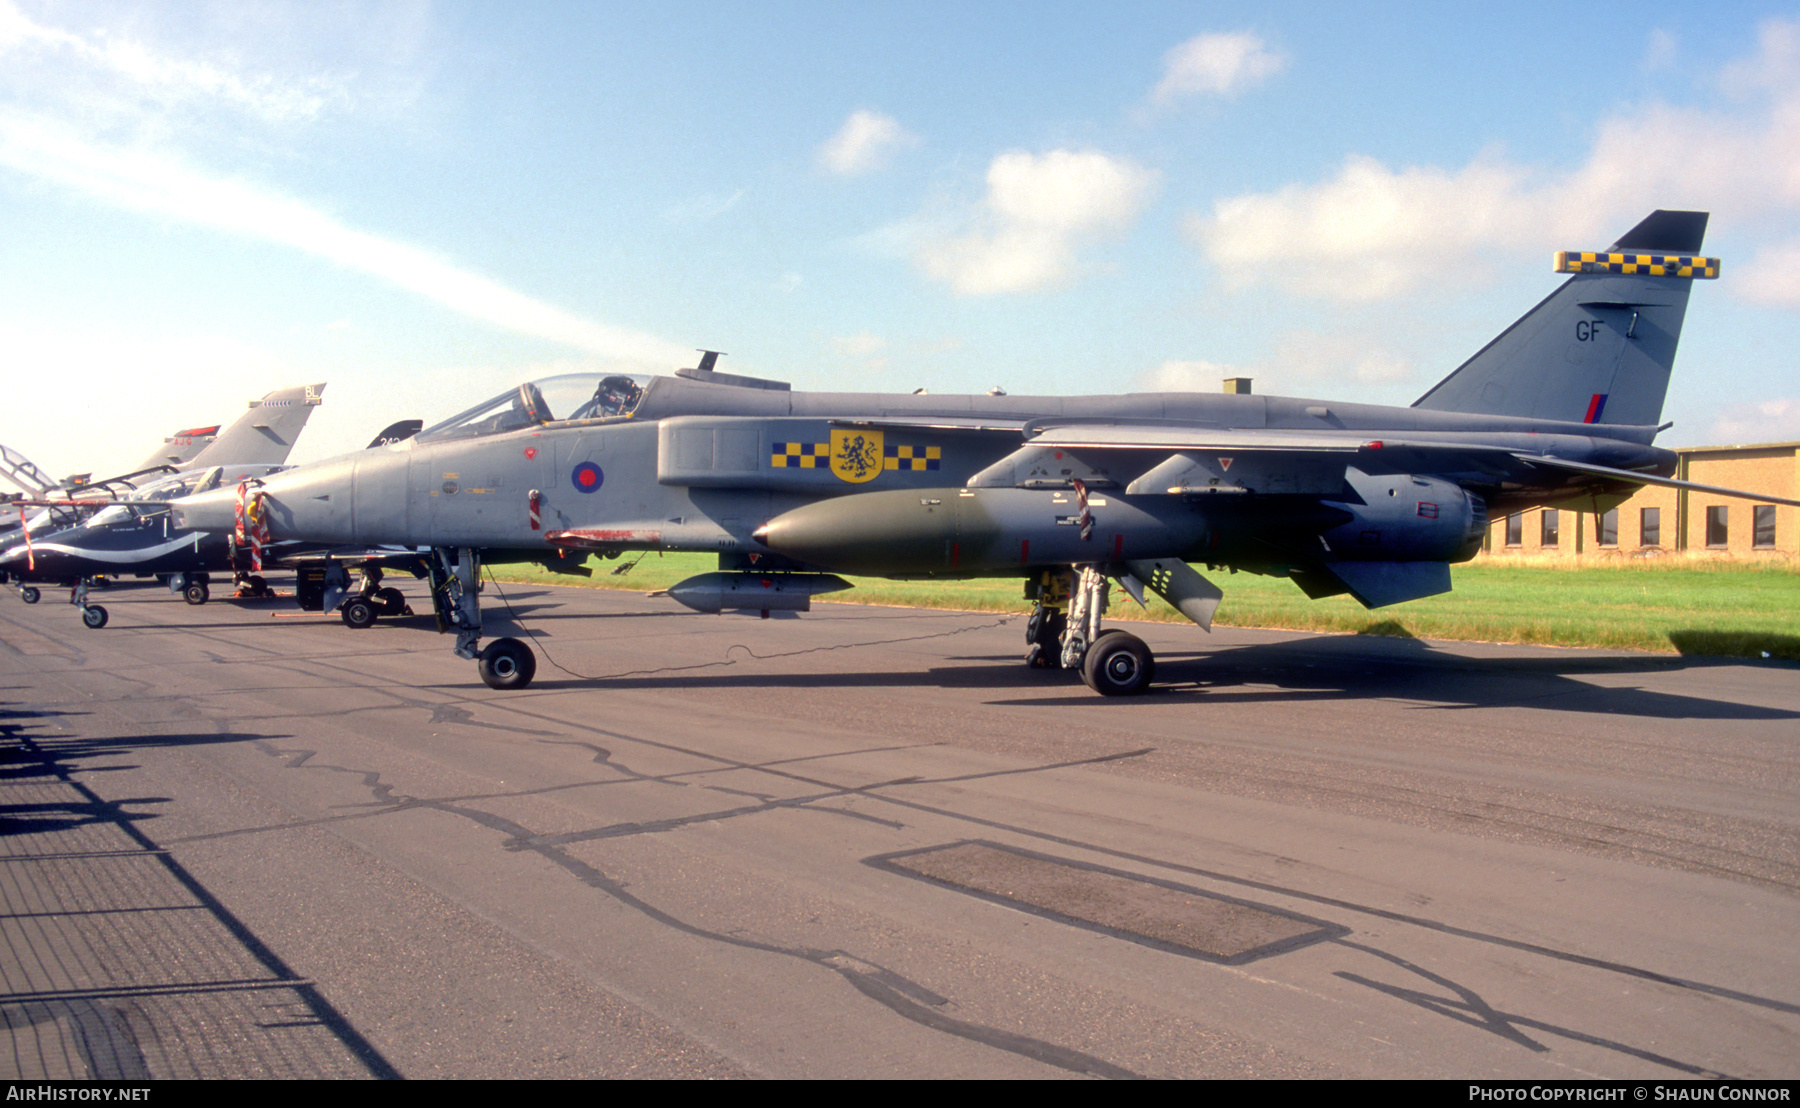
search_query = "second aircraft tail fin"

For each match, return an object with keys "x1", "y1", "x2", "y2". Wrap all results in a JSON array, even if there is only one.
[{"x1": 186, "y1": 383, "x2": 326, "y2": 469}]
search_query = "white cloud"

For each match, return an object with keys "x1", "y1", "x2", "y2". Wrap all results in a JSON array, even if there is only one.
[
  {"x1": 1707, "y1": 397, "x2": 1800, "y2": 443},
  {"x1": 916, "y1": 149, "x2": 1160, "y2": 294},
  {"x1": 829, "y1": 330, "x2": 888, "y2": 375},
  {"x1": 1151, "y1": 32, "x2": 1286, "y2": 106},
  {"x1": 1186, "y1": 18, "x2": 1800, "y2": 303},
  {"x1": 817, "y1": 109, "x2": 916, "y2": 176},
  {"x1": 0, "y1": 108, "x2": 690, "y2": 366},
  {"x1": 1134, "y1": 358, "x2": 1247, "y2": 392},
  {"x1": 1642, "y1": 28, "x2": 1679, "y2": 74},
  {"x1": 832, "y1": 331, "x2": 886, "y2": 358},
  {"x1": 1132, "y1": 331, "x2": 1410, "y2": 395},
  {"x1": 1191, "y1": 154, "x2": 1538, "y2": 301},
  {"x1": 1734, "y1": 237, "x2": 1800, "y2": 308},
  {"x1": 0, "y1": 0, "x2": 351, "y2": 124},
  {"x1": 1721, "y1": 17, "x2": 1800, "y2": 98},
  {"x1": 663, "y1": 190, "x2": 743, "y2": 222}
]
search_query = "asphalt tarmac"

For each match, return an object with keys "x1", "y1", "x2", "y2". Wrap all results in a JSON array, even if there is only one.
[{"x1": 2, "y1": 576, "x2": 1797, "y2": 1079}]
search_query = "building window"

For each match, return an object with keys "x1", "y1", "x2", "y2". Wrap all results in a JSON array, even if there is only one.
[
  {"x1": 1754, "y1": 505, "x2": 1777, "y2": 549},
  {"x1": 1505, "y1": 514, "x2": 1522, "y2": 546},
  {"x1": 1706, "y1": 505, "x2": 1729, "y2": 548},
  {"x1": 1640, "y1": 507, "x2": 1660, "y2": 546},
  {"x1": 1541, "y1": 509, "x2": 1559, "y2": 547},
  {"x1": 1599, "y1": 509, "x2": 1618, "y2": 547}
]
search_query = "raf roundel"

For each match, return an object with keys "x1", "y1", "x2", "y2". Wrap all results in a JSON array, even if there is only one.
[{"x1": 571, "y1": 461, "x2": 604, "y2": 493}]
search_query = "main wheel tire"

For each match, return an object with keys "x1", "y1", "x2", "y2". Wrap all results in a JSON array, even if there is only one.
[
  {"x1": 478, "y1": 637, "x2": 537, "y2": 690},
  {"x1": 1080, "y1": 631, "x2": 1155, "y2": 696},
  {"x1": 1024, "y1": 607, "x2": 1068, "y2": 669},
  {"x1": 375, "y1": 587, "x2": 407, "y2": 616},
  {"x1": 82, "y1": 605, "x2": 108, "y2": 629},
  {"x1": 341, "y1": 598, "x2": 377, "y2": 629},
  {"x1": 20, "y1": 586, "x2": 40, "y2": 604},
  {"x1": 183, "y1": 582, "x2": 209, "y2": 605},
  {"x1": 248, "y1": 575, "x2": 269, "y2": 597}
]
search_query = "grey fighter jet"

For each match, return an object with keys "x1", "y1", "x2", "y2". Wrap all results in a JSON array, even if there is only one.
[{"x1": 172, "y1": 210, "x2": 1799, "y2": 694}]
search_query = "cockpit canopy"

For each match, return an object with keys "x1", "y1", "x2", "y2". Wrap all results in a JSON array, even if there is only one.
[
  {"x1": 416, "y1": 373, "x2": 649, "y2": 444},
  {"x1": 86, "y1": 503, "x2": 168, "y2": 528}
]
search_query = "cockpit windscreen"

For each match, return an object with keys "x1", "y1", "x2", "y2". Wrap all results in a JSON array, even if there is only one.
[{"x1": 416, "y1": 373, "x2": 648, "y2": 443}]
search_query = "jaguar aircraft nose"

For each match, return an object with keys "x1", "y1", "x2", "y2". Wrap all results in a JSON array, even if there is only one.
[{"x1": 171, "y1": 487, "x2": 241, "y2": 533}]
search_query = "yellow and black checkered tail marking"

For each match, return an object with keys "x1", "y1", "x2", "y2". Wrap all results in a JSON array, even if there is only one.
[
  {"x1": 771, "y1": 441, "x2": 830, "y2": 468},
  {"x1": 883, "y1": 444, "x2": 942, "y2": 472},
  {"x1": 1554, "y1": 251, "x2": 1720, "y2": 278}
]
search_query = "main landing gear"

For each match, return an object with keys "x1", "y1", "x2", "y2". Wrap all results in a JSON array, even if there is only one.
[
  {"x1": 336, "y1": 564, "x2": 413, "y2": 629},
  {"x1": 163, "y1": 572, "x2": 212, "y2": 604},
  {"x1": 429, "y1": 547, "x2": 535, "y2": 690},
  {"x1": 1025, "y1": 565, "x2": 1156, "y2": 696}
]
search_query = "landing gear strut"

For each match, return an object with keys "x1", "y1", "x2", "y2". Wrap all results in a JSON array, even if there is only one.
[
  {"x1": 70, "y1": 578, "x2": 107, "y2": 630},
  {"x1": 429, "y1": 547, "x2": 535, "y2": 690},
  {"x1": 1025, "y1": 564, "x2": 1156, "y2": 696}
]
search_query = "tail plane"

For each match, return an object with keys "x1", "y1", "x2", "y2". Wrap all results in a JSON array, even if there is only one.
[{"x1": 1412, "y1": 210, "x2": 1714, "y2": 429}]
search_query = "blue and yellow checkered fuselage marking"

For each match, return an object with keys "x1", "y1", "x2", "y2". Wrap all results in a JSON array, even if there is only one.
[
  {"x1": 771, "y1": 442, "x2": 831, "y2": 468},
  {"x1": 884, "y1": 444, "x2": 941, "y2": 472},
  {"x1": 771, "y1": 441, "x2": 940, "y2": 472}
]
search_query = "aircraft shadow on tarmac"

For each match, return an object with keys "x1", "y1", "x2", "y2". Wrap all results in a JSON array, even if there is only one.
[
  {"x1": 507, "y1": 627, "x2": 1798, "y2": 722},
  {"x1": 67, "y1": 585, "x2": 1796, "y2": 721}
]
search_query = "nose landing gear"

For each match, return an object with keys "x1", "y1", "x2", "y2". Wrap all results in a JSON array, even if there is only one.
[{"x1": 429, "y1": 547, "x2": 536, "y2": 690}]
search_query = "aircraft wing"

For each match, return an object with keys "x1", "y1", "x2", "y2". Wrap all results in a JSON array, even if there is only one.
[
  {"x1": 1024, "y1": 425, "x2": 1367, "y2": 451},
  {"x1": 970, "y1": 423, "x2": 1528, "y2": 495},
  {"x1": 1516, "y1": 455, "x2": 1800, "y2": 508},
  {"x1": 832, "y1": 415, "x2": 1033, "y2": 434}
]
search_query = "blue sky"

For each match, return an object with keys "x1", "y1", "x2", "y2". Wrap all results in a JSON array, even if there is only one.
[{"x1": 4, "y1": 1, "x2": 1800, "y2": 480}]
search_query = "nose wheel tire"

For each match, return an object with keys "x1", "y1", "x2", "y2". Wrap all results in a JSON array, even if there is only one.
[
  {"x1": 19, "y1": 586, "x2": 40, "y2": 605},
  {"x1": 183, "y1": 582, "x2": 209, "y2": 605},
  {"x1": 477, "y1": 637, "x2": 537, "y2": 690},
  {"x1": 81, "y1": 605, "x2": 108, "y2": 629},
  {"x1": 1079, "y1": 630, "x2": 1154, "y2": 696},
  {"x1": 341, "y1": 598, "x2": 377, "y2": 629}
]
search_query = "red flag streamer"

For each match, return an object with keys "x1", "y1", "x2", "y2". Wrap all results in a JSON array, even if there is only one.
[
  {"x1": 234, "y1": 481, "x2": 268, "y2": 572},
  {"x1": 234, "y1": 482, "x2": 250, "y2": 546},
  {"x1": 1071, "y1": 478, "x2": 1094, "y2": 542},
  {"x1": 247, "y1": 492, "x2": 267, "y2": 573},
  {"x1": 18, "y1": 505, "x2": 33, "y2": 572}
]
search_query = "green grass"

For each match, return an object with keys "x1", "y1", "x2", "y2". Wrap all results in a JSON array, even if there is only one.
[{"x1": 490, "y1": 552, "x2": 1800, "y2": 662}]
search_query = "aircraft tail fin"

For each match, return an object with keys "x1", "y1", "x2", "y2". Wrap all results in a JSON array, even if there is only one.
[
  {"x1": 132, "y1": 424, "x2": 221, "y2": 472},
  {"x1": 186, "y1": 384, "x2": 326, "y2": 469},
  {"x1": 1411, "y1": 211, "x2": 1713, "y2": 428}
]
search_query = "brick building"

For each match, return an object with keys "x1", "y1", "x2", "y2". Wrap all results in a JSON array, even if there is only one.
[{"x1": 1481, "y1": 441, "x2": 1799, "y2": 558}]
